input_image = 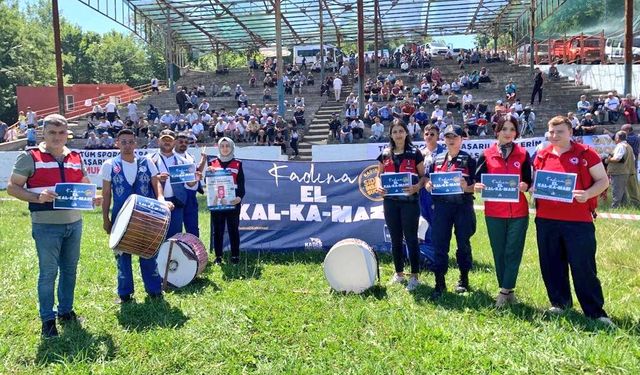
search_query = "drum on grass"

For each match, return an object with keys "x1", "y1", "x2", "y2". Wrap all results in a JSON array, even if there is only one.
[
  {"x1": 156, "y1": 233, "x2": 208, "y2": 288},
  {"x1": 323, "y1": 238, "x2": 379, "y2": 293},
  {"x1": 109, "y1": 194, "x2": 171, "y2": 259}
]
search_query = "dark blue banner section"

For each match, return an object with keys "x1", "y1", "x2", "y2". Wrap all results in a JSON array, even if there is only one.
[{"x1": 238, "y1": 160, "x2": 391, "y2": 251}]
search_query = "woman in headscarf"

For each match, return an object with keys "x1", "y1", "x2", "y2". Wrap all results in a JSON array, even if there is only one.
[{"x1": 200, "y1": 137, "x2": 246, "y2": 265}]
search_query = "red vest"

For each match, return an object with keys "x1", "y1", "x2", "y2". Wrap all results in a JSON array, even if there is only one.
[
  {"x1": 533, "y1": 142, "x2": 599, "y2": 222},
  {"x1": 380, "y1": 148, "x2": 419, "y2": 177},
  {"x1": 26, "y1": 148, "x2": 84, "y2": 211},
  {"x1": 208, "y1": 157, "x2": 241, "y2": 184},
  {"x1": 482, "y1": 144, "x2": 529, "y2": 218}
]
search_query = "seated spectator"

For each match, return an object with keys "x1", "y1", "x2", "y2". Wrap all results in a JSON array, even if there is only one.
[
  {"x1": 236, "y1": 104, "x2": 250, "y2": 120},
  {"x1": 406, "y1": 117, "x2": 421, "y2": 141},
  {"x1": 479, "y1": 67, "x2": 491, "y2": 83},
  {"x1": 99, "y1": 133, "x2": 115, "y2": 148},
  {"x1": 576, "y1": 95, "x2": 592, "y2": 117},
  {"x1": 192, "y1": 120, "x2": 205, "y2": 142},
  {"x1": 451, "y1": 80, "x2": 462, "y2": 94},
  {"x1": 622, "y1": 94, "x2": 638, "y2": 124},
  {"x1": 380, "y1": 84, "x2": 391, "y2": 101},
  {"x1": 174, "y1": 119, "x2": 189, "y2": 133},
  {"x1": 494, "y1": 100, "x2": 507, "y2": 114},
  {"x1": 605, "y1": 92, "x2": 621, "y2": 123},
  {"x1": 214, "y1": 118, "x2": 226, "y2": 140},
  {"x1": 237, "y1": 92, "x2": 249, "y2": 108},
  {"x1": 307, "y1": 72, "x2": 314, "y2": 85},
  {"x1": 548, "y1": 63, "x2": 560, "y2": 80},
  {"x1": 378, "y1": 104, "x2": 394, "y2": 123},
  {"x1": 351, "y1": 118, "x2": 365, "y2": 140},
  {"x1": 345, "y1": 92, "x2": 357, "y2": 109},
  {"x1": 147, "y1": 104, "x2": 159, "y2": 122},
  {"x1": 401, "y1": 101, "x2": 415, "y2": 123},
  {"x1": 463, "y1": 110, "x2": 478, "y2": 135},
  {"x1": 431, "y1": 105, "x2": 444, "y2": 123},
  {"x1": 441, "y1": 82, "x2": 451, "y2": 96},
  {"x1": 274, "y1": 130, "x2": 287, "y2": 154},
  {"x1": 429, "y1": 92, "x2": 440, "y2": 106},
  {"x1": 567, "y1": 112, "x2": 580, "y2": 131},
  {"x1": 369, "y1": 117, "x2": 386, "y2": 142},
  {"x1": 256, "y1": 129, "x2": 268, "y2": 146},
  {"x1": 345, "y1": 103, "x2": 359, "y2": 122},
  {"x1": 220, "y1": 83, "x2": 232, "y2": 96},
  {"x1": 468, "y1": 70, "x2": 480, "y2": 89},
  {"x1": 390, "y1": 84, "x2": 404, "y2": 101},
  {"x1": 443, "y1": 111, "x2": 455, "y2": 126},
  {"x1": 340, "y1": 120, "x2": 353, "y2": 144},
  {"x1": 576, "y1": 113, "x2": 598, "y2": 135},
  {"x1": 328, "y1": 113, "x2": 341, "y2": 140},
  {"x1": 446, "y1": 93, "x2": 461, "y2": 112},
  {"x1": 159, "y1": 110, "x2": 173, "y2": 127},
  {"x1": 414, "y1": 106, "x2": 429, "y2": 127},
  {"x1": 249, "y1": 73, "x2": 257, "y2": 88},
  {"x1": 462, "y1": 91, "x2": 474, "y2": 111},
  {"x1": 293, "y1": 107, "x2": 306, "y2": 126},
  {"x1": 400, "y1": 60, "x2": 409, "y2": 73},
  {"x1": 476, "y1": 117, "x2": 489, "y2": 136},
  {"x1": 505, "y1": 79, "x2": 517, "y2": 103},
  {"x1": 263, "y1": 87, "x2": 272, "y2": 103},
  {"x1": 511, "y1": 99, "x2": 524, "y2": 116},
  {"x1": 386, "y1": 71, "x2": 396, "y2": 85},
  {"x1": 247, "y1": 117, "x2": 260, "y2": 142},
  {"x1": 364, "y1": 101, "x2": 379, "y2": 124},
  {"x1": 294, "y1": 96, "x2": 305, "y2": 108}
]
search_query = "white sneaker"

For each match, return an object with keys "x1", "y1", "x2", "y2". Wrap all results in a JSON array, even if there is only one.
[
  {"x1": 547, "y1": 306, "x2": 565, "y2": 315},
  {"x1": 406, "y1": 277, "x2": 421, "y2": 291},
  {"x1": 596, "y1": 317, "x2": 617, "y2": 329},
  {"x1": 388, "y1": 274, "x2": 405, "y2": 285}
]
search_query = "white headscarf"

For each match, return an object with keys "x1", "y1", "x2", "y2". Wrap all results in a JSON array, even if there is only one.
[{"x1": 217, "y1": 137, "x2": 235, "y2": 162}]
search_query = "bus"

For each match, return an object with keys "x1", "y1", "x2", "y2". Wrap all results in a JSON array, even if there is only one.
[{"x1": 292, "y1": 44, "x2": 343, "y2": 67}]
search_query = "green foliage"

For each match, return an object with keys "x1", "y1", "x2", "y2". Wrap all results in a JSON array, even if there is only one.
[
  {"x1": 0, "y1": 0, "x2": 171, "y2": 124},
  {"x1": 0, "y1": 192, "x2": 639, "y2": 373}
]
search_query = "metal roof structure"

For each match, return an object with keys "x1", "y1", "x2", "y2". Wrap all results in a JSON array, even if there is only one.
[{"x1": 78, "y1": 0, "x2": 568, "y2": 55}]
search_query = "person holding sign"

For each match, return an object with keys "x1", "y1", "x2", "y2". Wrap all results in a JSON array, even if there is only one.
[
  {"x1": 426, "y1": 125, "x2": 477, "y2": 299},
  {"x1": 474, "y1": 116, "x2": 532, "y2": 307},
  {"x1": 202, "y1": 137, "x2": 245, "y2": 265},
  {"x1": 7, "y1": 114, "x2": 102, "y2": 338},
  {"x1": 376, "y1": 120, "x2": 426, "y2": 291},
  {"x1": 151, "y1": 130, "x2": 201, "y2": 238},
  {"x1": 174, "y1": 132, "x2": 202, "y2": 237},
  {"x1": 532, "y1": 116, "x2": 613, "y2": 327},
  {"x1": 101, "y1": 129, "x2": 174, "y2": 304}
]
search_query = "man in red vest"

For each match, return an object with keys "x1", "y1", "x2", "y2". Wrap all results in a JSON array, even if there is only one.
[{"x1": 7, "y1": 114, "x2": 101, "y2": 338}]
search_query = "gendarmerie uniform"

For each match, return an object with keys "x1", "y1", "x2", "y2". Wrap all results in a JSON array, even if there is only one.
[{"x1": 377, "y1": 145, "x2": 424, "y2": 275}]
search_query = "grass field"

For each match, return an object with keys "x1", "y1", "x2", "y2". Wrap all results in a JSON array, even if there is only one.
[{"x1": 1, "y1": 191, "x2": 639, "y2": 374}]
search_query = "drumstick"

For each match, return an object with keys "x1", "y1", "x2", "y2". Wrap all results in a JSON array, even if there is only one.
[{"x1": 162, "y1": 239, "x2": 175, "y2": 291}]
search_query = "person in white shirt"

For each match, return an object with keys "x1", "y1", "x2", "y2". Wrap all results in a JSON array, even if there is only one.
[
  {"x1": 441, "y1": 82, "x2": 451, "y2": 96},
  {"x1": 576, "y1": 95, "x2": 592, "y2": 116},
  {"x1": 160, "y1": 110, "x2": 173, "y2": 127},
  {"x1": 92, "y1": 102, "x2": 104, "y2": 120},
  {"x1": 236, "y1": 104, "x2": 250, "y2": 120},
  {"x1": 369, "y1": 117, "x2": 386, "y2": 142},
  {"x1": 604, "y1": 92, "x2": 621, "y2": 123},
  {"x1": 235, "y1": 118, "x2": 247, "y2": 142},
  {"x1": 26, "y1": 107, "x2": 37, "y2": 126},
  {"x1": 198, "y1": 100, "x2": 210, "y2": 112},
  {"x1": 462, "y1": 92, "x2": 474, "y2": 111},
  {"x1": 173, "y1": 132, "x2": 201, "y2": 236},
  {"x1": 127, "y1": 101, "x2": 139, "y2": 123},
  {"x1": 105, "y1": 101, "x2": 118, "y2": 123},
  {"x1": 185, "y1": 108, "x2": 199, "y2": 125},
  {"x1": 350, "y1": 118, "x2": 365, "y2": 140},
  {"x1": 201, "y1": 112, "x2": 212, "y2": 126},
  {"x1": 191, "y1": 120, "x2": 205, "y2": 142},
  {"x1": 407, "y1": 117, "x2": 421, "y2": 141},
  {"x1": 333, "y1": 76, "x2": 343, "y2": 102},
  {"x1": 431, "y1": 105, "x2": 444, "y2": 122},
  {"x1": 214, "y1": 118, "x2": 227, "y2": 140},
  {"x1": 151, "y1": 77, "x2": 159, "y2": 94}
]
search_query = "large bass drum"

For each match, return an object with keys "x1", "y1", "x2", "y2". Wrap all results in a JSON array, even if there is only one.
[
  {"x1": 323, "y1": 238, "x2": 378, "y2": 293},
  {"x1": 156, "y1": 233, "x2": 209, "y2": 288},
  {"x1": 109, "y1": 194, "x2": 170, "y2": 259}
]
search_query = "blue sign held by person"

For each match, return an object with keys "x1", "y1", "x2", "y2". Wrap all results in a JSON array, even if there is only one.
[
  {"x1": 53, "y1": 183, "x2": 96, "y2": 210},
  {"x1": 533, "y1": 170, "x2": 577, "y2": 203},
  {"x1": 380, "y1": 172, "x2": 411, "y2": 196},
  {"x1": 481, "y1": 174, "x2": 520, "y2": 203},
  {"x1": 168, "y1": 163, "x2": 196, "y2": 184},
  {"x1": 430, "y1": 171, "x2": 463, "y2": 195}
]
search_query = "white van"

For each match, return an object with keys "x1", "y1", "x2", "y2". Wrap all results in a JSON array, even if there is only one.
[
  {"x1": 292, "y1": 44, "x2": 342, "y2": 66},
  {"x1": 605, "y1": 38, "x2": 640, "y2": 63},
  {"x1": 364, "y1": 49, "x2": 390, "y2": 59}
]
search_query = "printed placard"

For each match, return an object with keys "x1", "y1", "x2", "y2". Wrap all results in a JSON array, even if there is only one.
[
  {"x1": 533, "y1": 170, "x2": 577, "y2": 203},
  {"x1": 430, "y1": 171, "x2": 463, "y2": 195},
  {"x1": 53, "y1": 183, "x2": 96, "y2": 210},
  {"x1": 380, "y1": 172, "x2": 411, "y2": 196},
  {"x1": 481, "y1": 174, "x2": 520, "y2": 203},
  {"x1": 206, "y1": 170, "x2": 237, "y2": 211},
  {"x1": 168, "y1": 163, "x2": 196, "y2": 184}
]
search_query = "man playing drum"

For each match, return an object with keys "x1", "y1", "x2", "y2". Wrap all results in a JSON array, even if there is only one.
[
  {"x1": 7, "y1": 114, "x2": 102, "y2": 338},
  {"x1": 100, "y1": 129, "x2": 173, "y2": 304}
]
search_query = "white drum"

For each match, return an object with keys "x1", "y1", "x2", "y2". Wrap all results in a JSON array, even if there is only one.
[
  {"x1": 156, "y1": 233, "x2": 208, "y2": 288},
  {"x1": 323, "y1": 238, "x2": 378, "y2": 293}
]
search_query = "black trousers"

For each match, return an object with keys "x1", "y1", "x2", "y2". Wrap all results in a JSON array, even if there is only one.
[
  {"x1": 535, "y1": 218, "x2": 607, "y2": 318},
  {"x1": 383, "y1": 198, "x2": 420, "y2": 274},
  {"x1": 210, "y1": 206, "x2": 241, "y2": 258},
  {"x1": 530, "y1": 85, "x2": 543, "y2": 105}
]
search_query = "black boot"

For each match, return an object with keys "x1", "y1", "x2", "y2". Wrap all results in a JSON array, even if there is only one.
[
  {"x1": 455, "y1": 271, "x2": 470, "y2": 293},
  {"x1": 430, "y1": 273, "x2": 447, "y2": 300}
]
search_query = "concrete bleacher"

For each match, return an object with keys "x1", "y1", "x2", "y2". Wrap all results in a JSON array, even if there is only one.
[{"x1": 7, "y1": 59, "x2": 622, "y2": 158}]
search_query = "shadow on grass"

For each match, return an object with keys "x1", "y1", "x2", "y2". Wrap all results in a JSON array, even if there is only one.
[
  {"x1": 116, "y1": 296, "x2": 188, "y2": 331},
  {"x1": 328, "y1": 284, "x2": 388, "y2": 300},
  {"x1": 167, "y1": 276, "x2": 220, "y2": 295},
  {"x1": 36, "y1": 321, "x2": 116, "y2": 365}
]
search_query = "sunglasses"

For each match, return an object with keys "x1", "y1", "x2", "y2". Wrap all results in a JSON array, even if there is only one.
[{"x1": 425, "y1": 133, "x2": 438, "y2": 137}]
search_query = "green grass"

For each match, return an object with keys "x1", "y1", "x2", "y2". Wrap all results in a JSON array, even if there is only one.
[{"x1": 1, "y1": 191, "x2": 639, "y2": 374}]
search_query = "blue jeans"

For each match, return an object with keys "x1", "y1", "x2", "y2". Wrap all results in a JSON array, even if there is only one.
[
  {"x1": 32, "y1": 220, "x2": 83, "y2": 322},
  {"x1": 116, "y1": 253, "x2": 162, "y2": 297}
]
